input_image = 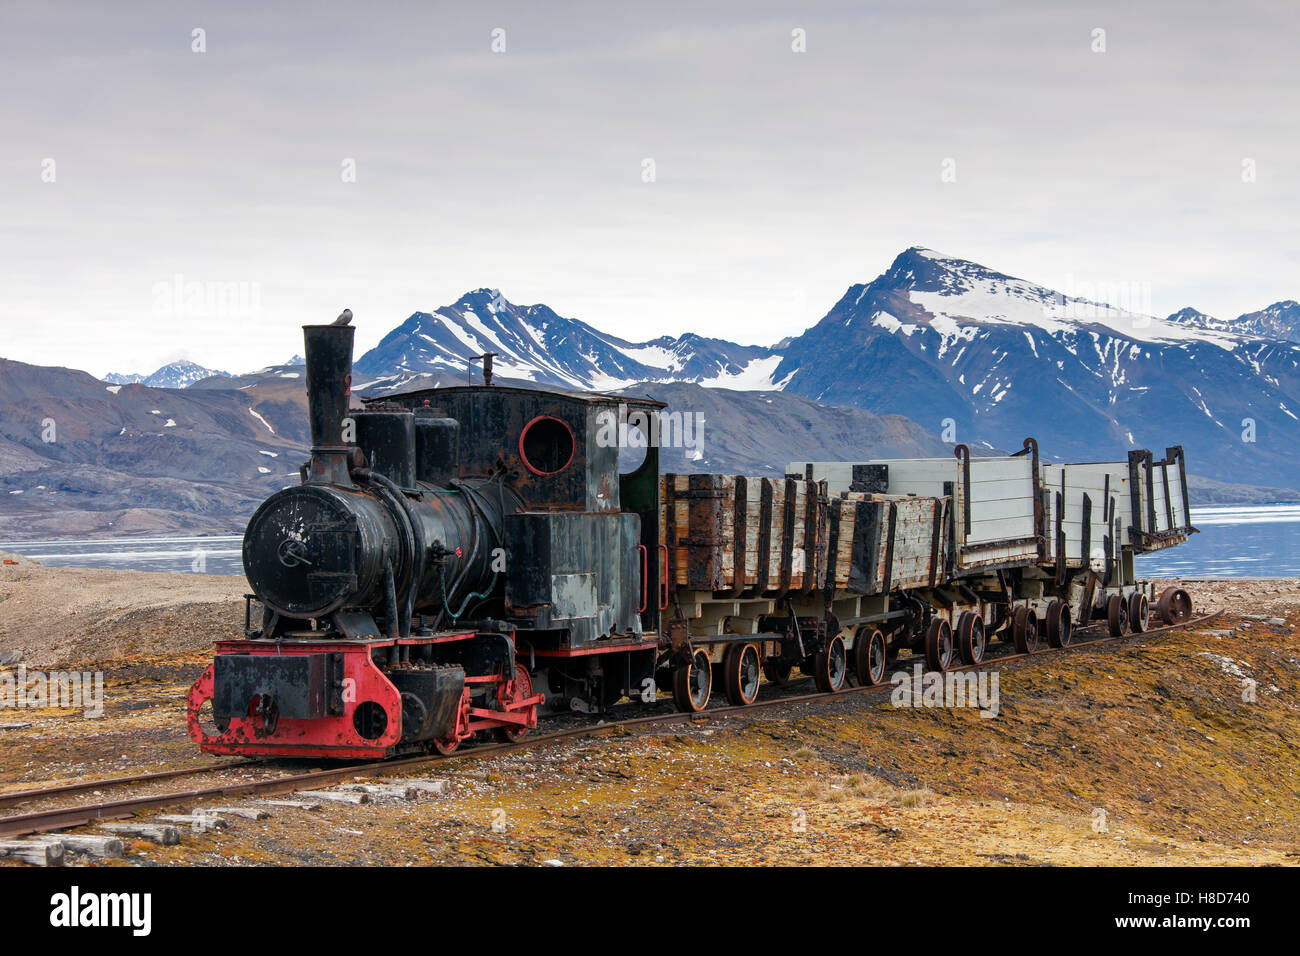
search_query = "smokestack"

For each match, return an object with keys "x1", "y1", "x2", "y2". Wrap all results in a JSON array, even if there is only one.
[{"x1": 302, "y1": 323, "x2": 355, "y2": 485}]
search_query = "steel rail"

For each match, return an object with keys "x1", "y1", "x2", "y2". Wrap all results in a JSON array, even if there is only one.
[{"x1": 0, "y1": 761, "x2": 260, "y2": 811}]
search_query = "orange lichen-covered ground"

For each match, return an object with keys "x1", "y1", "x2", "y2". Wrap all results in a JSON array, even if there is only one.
[{"x1": 1, "y1": 564, "x2": 1297, "y2": 866}]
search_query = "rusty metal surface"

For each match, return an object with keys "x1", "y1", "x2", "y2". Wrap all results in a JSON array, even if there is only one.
[
  {"x1": 381, "y1": 385, "x2": 664, "y2": 515},
  {"x1": 505, "y1": 510, "x2": 642, "y2": 644}
]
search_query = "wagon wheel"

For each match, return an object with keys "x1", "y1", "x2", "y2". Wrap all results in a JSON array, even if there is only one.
[
  {"x1": 1106, "y1": 594, "x2": 1129, "y2": 637},
  {"x1": 956, "y1": 612, "x2": 986, "y2": 665},
  {"x1": 723, "y1": 643, "x2": 762, "y2": 706},
  {"x1": 671, "y1": 649, "x2": 712, "y2": 713},
  {"x1": 854, "y1": 628, "x2": 887, "y2": 686},
  {"x1": 1127, "y1": 592, "x2": 1150, "y2": 633},
  {"x1": 762, "y1": 660, "x2": 793, "y2": 685},
  {"x1": 812, "y1": 634, "x2": 848, "y2": 692},
  {"x1": 924, "y1": 618, "x2": 954, "y2": 672},
  {"x1": 1012, "y1": 606, "x2": 1039, "y2": 654},
  {"x1": 493, "y1": 662, "x2": 535, "y2": 743},
  {"x1": 1046, "y1": 600, "x2": 1072, "y2": 648},
  {"x1": 1155, "y1": 586, "x2": 1192, "y2": 625}
]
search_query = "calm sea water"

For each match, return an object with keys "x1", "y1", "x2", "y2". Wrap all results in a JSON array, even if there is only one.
[
  {"x1": 1, "y1": 505, "x2": 1297, "y2": 578},
  {"x1": 1133, "y1": 505, "x2": 1300, "y2": 579},
  {"x1": 0, "y1": 534, "x2": 244, "y2": 575}
]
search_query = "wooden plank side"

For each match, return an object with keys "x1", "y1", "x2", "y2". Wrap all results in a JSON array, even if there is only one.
[
  {"x1": 744, "y1": 486, "x2": 761, "y2": 587},
  {"x1": 674, "y1": 496, "x2": 689, "y2": 586},
  {"x1": 1149, "y1": 466, "x2": 1170, "y2": 532},
  {"x1": 957, "y1": 541, "x2": 1040, "y2": 567},
  {"x1": 718, "y1": 475, "x2": 735, "y2": 587},
  {"x1": 1042, "y1": 463, "x2": 1061, "y2": 564},
  {"x1": 967, "y1": 516, "x2": 1036, "y2": 541},
  {"x1": 966, "y1": 458, "x2": 1035, "y2": 481},
  {"x1": 888, "y1": 496, "x2": 939, "y2": 590},
  {"x1": 790, "y1": 481, "x2": 807, "y2": 590},
  {"x1": 1168, "y1": 462, "x2": 1190, "y2": 529},
  {"x1": 731, "y1": 476, "x2": 748, "y2": 594},
  {"x1": 760, "y1": 477, "x2": 775, "y2": 591},
  {"x1": 755, "y1": 479, "x2": 774, "y2": 591},
  {"x1": 963, "y1": 463, "x2": 1035, "y2": 544},
  {"x1": 834, "y1": 499, "x2": 855, "y2": 588},
  {"x1": 1047, "y1": 461, "x2": 1131, "y2": 562},
  {"x1": 846, "y1": 498, "x2": 884, "y2": 595}
]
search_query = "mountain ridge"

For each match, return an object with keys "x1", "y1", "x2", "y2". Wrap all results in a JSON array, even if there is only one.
[
  {"x1": 36, "y1": 243, "x2": 1300, "y2": 497},
  {"x1": 105, "y1": 360, "x2": 231, "y2": 389},
  {"x1": 350, "y1": 288, "x2": 781, "y2": 393},
  {"x1": 767, "y1": 247, "x2": 1300, "y2": 487}
]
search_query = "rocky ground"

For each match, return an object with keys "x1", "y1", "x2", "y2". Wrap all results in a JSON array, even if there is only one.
[
  {"x1": 0, "y1": 560, "x2": 1297, "y2": 866},
  {"x1": 0, "y1": 551, "x2": 246, "y2": 666}
]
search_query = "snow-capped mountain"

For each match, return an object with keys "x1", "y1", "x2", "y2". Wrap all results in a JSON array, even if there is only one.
[
  {"x1": 352, "y1": 288, "x2": 778, "y2": 392},
  {"x1": 1236, "y1": 301, "x2": 1300, "y2": 343},
  {"x1": 1168, "y1": 301, "x2": 1300, "y2": 342},
  {"x1": 104, "y1": 360, "x2": 230, "y2": 389},
  {"x1": 87, "y1": 249, "x2": 1299, "y2": 492},
  {"x1": 1166, "y1": 307, "x2": 1240, "y2": 334},
  {"x1": 772, "y1": 248, "x2": 1300, "y2": 487},
  {"x1": 343, "y1": 255, "x2": 1297, "y2": 487},
  {"x1": 101, "y1": 371, "x2": 146, "y2": 385}
]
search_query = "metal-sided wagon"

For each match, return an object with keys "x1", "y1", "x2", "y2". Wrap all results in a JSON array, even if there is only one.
[{"x1": 649, "y1": 439, "x2": 1198, "y2": 713}]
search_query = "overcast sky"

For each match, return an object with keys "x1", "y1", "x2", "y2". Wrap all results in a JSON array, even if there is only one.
[{"x1": 2, "y1": 0, "x2": 1296, "y2": 377}]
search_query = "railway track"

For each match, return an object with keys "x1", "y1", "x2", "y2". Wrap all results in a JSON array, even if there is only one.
[{"x1": 0, "y1": 610, "x2": 1221, "y2": 841}]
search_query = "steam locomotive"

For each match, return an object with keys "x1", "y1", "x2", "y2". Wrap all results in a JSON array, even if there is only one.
[{"x1": 187, "y1": 319, "x2": 1195, "y2": 758}]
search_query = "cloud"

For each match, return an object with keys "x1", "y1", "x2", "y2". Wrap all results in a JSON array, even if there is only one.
[{"x1": 2, "y1": 0, "x2": 1296, "y2": 376}]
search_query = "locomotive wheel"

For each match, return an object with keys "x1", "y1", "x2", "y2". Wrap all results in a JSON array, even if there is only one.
[
  {"x1": 1012, "y1": 607, "x2": 1039, "y2": 654},
  {"x1": 432, "y1": 736, "x2": 459, "y2": 756},
  {"x1": 1107, "y1": 594, "x2": 1129, "y2": 637},
  {"x1": 812, "y1": 634, "x2": 847, "y2": 692},
  {"x1": 956, "y1": 612, "x2": 986, "y2": 665},
  {"x1": 1045, "y1": 600, "x2": 1072, "y2": 648},
  {"x1": 924, "y1": 618, "x2": 954, "y2": 672},
  {"x1": 493, "y1": 662, "x2": 535, "y2": 743},
  {"x1": 723, "y1": 643, "x2": 762, "y2": 706},
  {"x1": 854, "y1": 628, "x2": 887, "y2": 686},
  {"x1": 763, "y1": 660, "x2": 793, "y2": 685},
  {"x1": 1128, "y1": 592, "x2": 1150, "y2": 633},
  {"x1": 1155, "y1": 586, "x2": 1193, "y2": 625},
  {"x1": 671, "y1": 650, "x2": 712, "y2": 713}
]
